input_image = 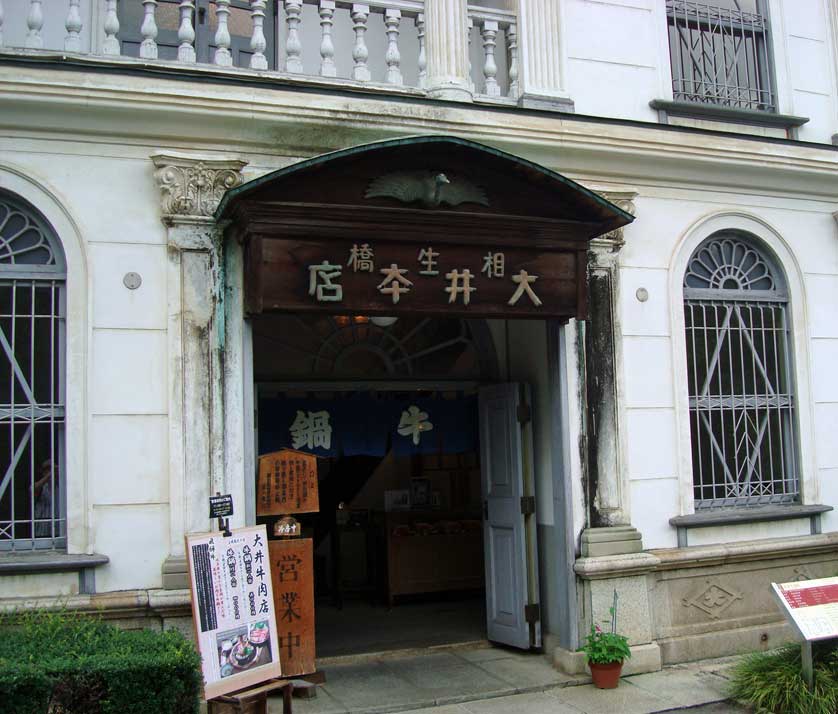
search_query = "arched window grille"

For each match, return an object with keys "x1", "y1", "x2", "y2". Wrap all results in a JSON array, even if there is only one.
[
  {"x1": 683, "y1": 232, "x2": 798, "y2": 509},
  {"x1": 0, "y1": 192, "x2": 66, "y2": 550}
]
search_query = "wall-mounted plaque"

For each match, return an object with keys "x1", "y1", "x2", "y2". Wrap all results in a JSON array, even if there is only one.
[
  {"x1": 209, "y1": 494, "x2": 234, "y2": 519},
  {"x1": 185, "y1": 525, "x2": 281, "y2": 699},
  {"x1": 257, "y1": 449, "x2": 320, "y2": 516},
  {"x1": 269, "y1": 538, "x2": 316, "y2": 677}
]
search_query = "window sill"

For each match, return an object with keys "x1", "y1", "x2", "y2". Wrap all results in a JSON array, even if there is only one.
[
  {"x1": 650, "y1": 100, "x2": 809, "y2": 138},
  {"x1": 670, "y1": 504, "x2": 832, "y2": 547},
  {"x1": 0, "y1": 552, "x2": 109, "y2": 594}
]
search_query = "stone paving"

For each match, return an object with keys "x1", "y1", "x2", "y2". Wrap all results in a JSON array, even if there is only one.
[{"x1": 269, "y1": 645, "x2": 747, "y2": 714}]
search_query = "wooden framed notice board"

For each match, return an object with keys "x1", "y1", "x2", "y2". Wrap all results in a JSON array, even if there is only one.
[{"x1": 186, "y1": 525, "x2": 282, "y2": 699}]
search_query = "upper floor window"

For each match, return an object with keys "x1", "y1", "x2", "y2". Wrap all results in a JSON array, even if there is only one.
[
  {"x1": 0, "y1": 192, "x2": 66, "y2": 550},
  {"x1": 666, "y1": 0, "x2": 775, "y2": 112},
  {"x1": 683, "y1": 233, "x2": 798, "y2": 509}
]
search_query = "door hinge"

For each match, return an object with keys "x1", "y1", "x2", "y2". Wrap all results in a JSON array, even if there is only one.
[
  {"x1": 517, "y1": 402, "x2": 531, "y2": 424},
  {"x1": 520, "y1": 495, "x2": 535, "y2": 516},
  {"x1": 524, "y1": 603, "x2": 541, "y2": 624}
]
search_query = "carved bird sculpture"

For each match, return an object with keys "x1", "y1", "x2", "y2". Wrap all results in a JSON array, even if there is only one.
[{"x1": 365, "y1": 171, "x2": 489, "y2": 209}]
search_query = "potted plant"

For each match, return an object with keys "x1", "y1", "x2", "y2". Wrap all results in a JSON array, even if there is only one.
[{"x1": 579, "y1": 591, "x2": 632, "y2": 689}]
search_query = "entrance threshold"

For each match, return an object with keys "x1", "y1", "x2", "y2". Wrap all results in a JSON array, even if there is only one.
[
  {"x1": 316, "y1": 638, "x2": 490, "y2": 668},
  {"x1": 278, "y1": 644, "x2": 580, "y2": 714}
]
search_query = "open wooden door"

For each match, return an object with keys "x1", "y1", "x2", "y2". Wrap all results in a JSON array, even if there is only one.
[{"x1": 479, "y1": 383, "x2": 541, "y2": 650}]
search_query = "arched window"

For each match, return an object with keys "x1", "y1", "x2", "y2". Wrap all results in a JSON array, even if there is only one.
[
  {"x1": 683, "y1": 232, "x2": 798, "y2": 509},
  {"x1": 0, "y1": 191, "x2": 66, "y2": 549}
]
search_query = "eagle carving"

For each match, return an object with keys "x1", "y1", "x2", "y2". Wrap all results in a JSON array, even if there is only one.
[{"x1": 364, "y1": 171, "x2": 489, "y2": 209}]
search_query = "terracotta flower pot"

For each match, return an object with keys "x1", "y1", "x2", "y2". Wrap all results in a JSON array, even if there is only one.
[{"x1": 588, "y1": 660, "x2": 623, "y2": 689}]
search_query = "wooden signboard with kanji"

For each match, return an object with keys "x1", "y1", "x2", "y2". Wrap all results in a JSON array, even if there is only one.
[
  {"x1": 269, "y1": 539, "x2": 316, "y2": 677},
  {"x1": 257, "y1": 449, "x2": 319, "y2": 516},
  {"x1": 246, "y1": 236, "x2": 582, "y2": 320}
]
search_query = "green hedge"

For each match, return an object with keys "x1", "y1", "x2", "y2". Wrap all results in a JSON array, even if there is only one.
[{"x1": 0, "y1": 610, "x2": 202, "y2": 714}]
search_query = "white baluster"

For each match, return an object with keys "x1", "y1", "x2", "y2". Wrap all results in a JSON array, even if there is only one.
[
  {"x1": 102, "y1": 0, "x2": 120, "y2": 55},
  {"x1": 417, "y1": 13, "x2": 426, "y2": 88},
  {"x1": 467, "y1": 16, "x2": 474, "y2": 92},
  {"x1": 384, "y1": 9, "x2": 402, "y2": 85},
  {"x1": 64, "y1": 0, "x2": 82, "y2": 52},
  {"x1": 508, "y1": 22, "x2": 519, "y2": 98},
  {"x1": 249, "y1": 0, "x2": 268, "y2": 70},
  {"x1": 177, "y1": 1, "x2": 196, "y2": 63},
  {"x1": 481, "y1": 20, "x2": 499, "y2": 96},
  {"x1": 140, "y1": 0, "x2": 159, "y2": 60},
  {"x1": 213, "y1": 0, "x2": 232, "y2": 66},
  {"x1": 25, "y1": 0, "x2": 44, "y2": 49},
  {"x1": 351, "y1": 4, "x2": 370, "y2": 82},
  {"x1": 319, "y1": 0, "x2": 336, "y2": 78},
  {"x1": 285, "y1": 0, "x2": 303, "y2": 73}
]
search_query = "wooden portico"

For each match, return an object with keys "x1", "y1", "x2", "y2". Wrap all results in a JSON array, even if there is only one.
[
  {"x1": 211, "y1": 136, "x2": 635, "y2": 654},
  {"x1": 215, "y1": 136, "x2": 633, "y2": 323}
]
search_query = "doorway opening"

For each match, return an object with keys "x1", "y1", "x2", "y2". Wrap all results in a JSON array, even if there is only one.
[{"x1": 252, "y1": 313, "x2": 496, "y2": 657}]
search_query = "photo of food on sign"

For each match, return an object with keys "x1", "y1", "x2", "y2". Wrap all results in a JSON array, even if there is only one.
[{"x1": 216, "y1": 621, "x2": 273, "y2": 678}]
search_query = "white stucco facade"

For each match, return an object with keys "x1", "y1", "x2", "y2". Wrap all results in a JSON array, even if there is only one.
[{"x1": 1, "y1": 0, "x2": 837, "y2": 669}]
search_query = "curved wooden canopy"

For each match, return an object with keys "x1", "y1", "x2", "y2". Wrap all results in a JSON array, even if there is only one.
[
  {"x1": 217, "y1": 135, "x2": 632, "y2": 233},
  {"x1": 217, "y1": 136, "x2": 633, "y2": 321}
]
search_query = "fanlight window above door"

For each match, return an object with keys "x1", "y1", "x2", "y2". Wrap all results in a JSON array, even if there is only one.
[
  {"x1": 683, "y1": 232, "x2": 798, "y2": 509},
  {"x1": 0, "y1": 192, "x2": 66, "y2": 550},
  {"x1": 252, "y1": 313, "x2": 497, "y2": 382}
]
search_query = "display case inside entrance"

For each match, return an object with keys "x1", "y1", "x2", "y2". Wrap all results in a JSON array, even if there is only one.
[{"x1": 385, "y1": 512, "x2": 484, "y2": 606}]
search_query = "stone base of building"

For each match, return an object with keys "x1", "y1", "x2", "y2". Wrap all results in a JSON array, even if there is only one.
[
  {"x1": 162, "y1": 555, "x2": 190, "y2": 590},
  {"x1": 553, "y1": 642, "x2": 662, "y2": 676},
  {"x1": 570, "y1": 532, "x2": 838, "y2": 670},
  {"x1": 0, "y1": 588, "x2": 193, "y2": 637}
]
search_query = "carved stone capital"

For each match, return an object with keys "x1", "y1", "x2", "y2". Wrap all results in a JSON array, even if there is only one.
[
  {"x1": 151, "y1": 152, "x2": 248, "y2": 223},
  {"x1": 590, "y1": 190, "x2": 638, "y2": 258}
]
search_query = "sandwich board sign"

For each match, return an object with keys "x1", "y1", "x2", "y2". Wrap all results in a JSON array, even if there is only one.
[
  {"x1": 771, "y1": 576, "x2": 838, "y2": 688},
  {"x1": 186, "y1": 524, "x2": 282, "y2": 699}
]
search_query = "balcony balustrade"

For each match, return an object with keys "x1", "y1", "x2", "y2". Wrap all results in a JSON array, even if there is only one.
[{"x1": 0, "y1": 0, "x2": 520, "y2": 102}]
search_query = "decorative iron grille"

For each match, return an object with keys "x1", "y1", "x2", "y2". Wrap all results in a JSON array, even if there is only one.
[
  {"x1": 684, "y1": 235, "x2": 797, "y2": 509},
  {"x1": 0, "y1": 194, "x2": 66, "y2": 550},
  {"x1": 666, "y1": 0, "x2": 775, "y2": 111}
]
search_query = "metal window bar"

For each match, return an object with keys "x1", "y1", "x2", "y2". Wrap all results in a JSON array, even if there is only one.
[
  {"x1": 685, "y1": 298, "x2": 797, "y2": 508},
  {"x1": 666, "y1": 0, "x2": 774, "y2": 111},
  {"x1": 0, "y1": 278, "x2": 65, "y2": 550}
]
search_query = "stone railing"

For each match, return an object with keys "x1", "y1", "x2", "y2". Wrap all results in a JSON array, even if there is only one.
[
  {"x1": 0, "y1": 1, "x2": 519, "y2": 101},
  {"x1": 0, "y1": 0, "x2": 427, "y2": 87},
  {"x1": 468, "y1": 4, "x2": 518, "y2": 100}
]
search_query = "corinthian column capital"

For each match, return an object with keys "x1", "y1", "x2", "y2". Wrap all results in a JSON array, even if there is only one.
[{"x1": 151, "y1": 152, "x2": 248, "y2": 224}]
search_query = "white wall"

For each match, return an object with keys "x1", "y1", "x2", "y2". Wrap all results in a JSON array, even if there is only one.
[
  {"x1": 564, "y1": 0, "x2": 668, "y2": 122},
  {"x1": 619, "y1": 189, "x2": 838, "y2": 549},
  {"x1": 0, "y1": 50, "x2": 835, "y2": 597}
]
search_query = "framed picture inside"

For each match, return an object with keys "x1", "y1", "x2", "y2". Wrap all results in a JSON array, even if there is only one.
[
  {"x1": 410, "y1": 478, "x2": 431, "y2": 508},
  {"x1": 384, "y1": 489, "x2": 411, "y2": 512}
]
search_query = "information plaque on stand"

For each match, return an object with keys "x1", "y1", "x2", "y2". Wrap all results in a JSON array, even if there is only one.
[
  {"x1": 771, "y1": 576, "x2": 838, "y2": 689},
  {"x1": 186, "y1": 524, "x2": 282, "y2": 699}
]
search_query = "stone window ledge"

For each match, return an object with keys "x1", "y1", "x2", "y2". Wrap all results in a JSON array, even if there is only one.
[
  {"x1": 670, "y1": 504, "x2": 832, "y2": 547},
  {"x1": 0, "y1": 552, "x2": 109, "y2": 594},
  {"x1": 650, "y1": 100, "x2": 809, "y2": 138}
]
